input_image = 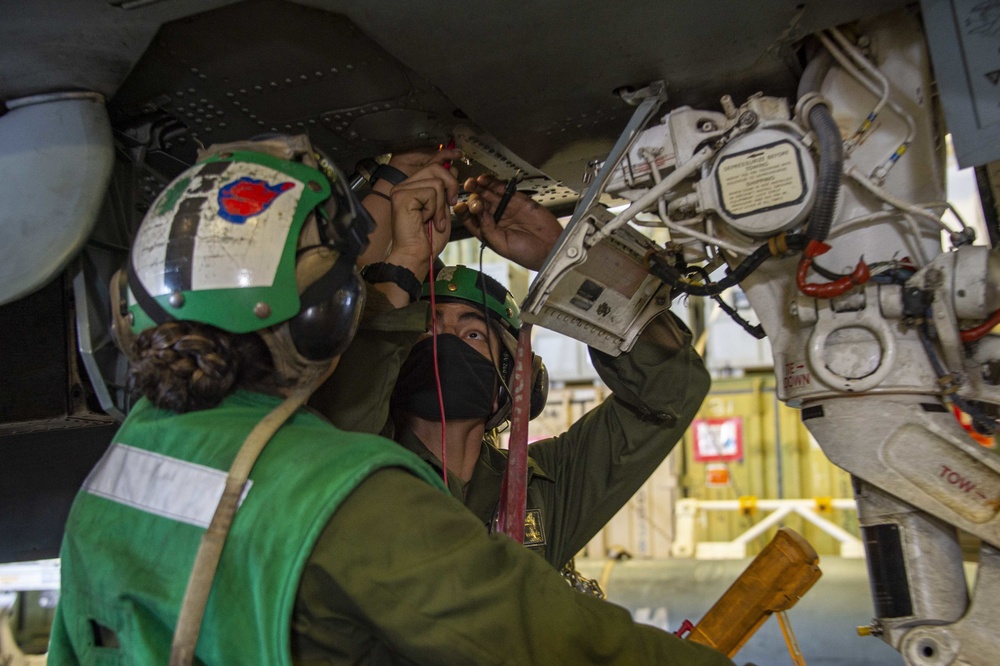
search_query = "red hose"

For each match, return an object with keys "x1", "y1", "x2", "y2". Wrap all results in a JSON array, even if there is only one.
[
  {"x1": 797, "y1": 240, "x2": 870, "y2": 298},
  {"x1": 960, "y1": 307, "x2": 1000, "y2": 343}
]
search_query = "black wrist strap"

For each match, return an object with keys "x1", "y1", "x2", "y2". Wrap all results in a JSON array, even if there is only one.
[
  {"x1": 361, "y1": 262, "x2": 422, "y2": 303},
  {"x1": 369, "y1": 164, "x2": 408, "y2": 187}
]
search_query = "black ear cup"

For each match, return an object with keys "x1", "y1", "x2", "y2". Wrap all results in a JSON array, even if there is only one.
[
  {"x1": 496, "y1": 349, "x2": 548, "y2": 424},
  {"x1": 287, "y1": 255, "x2": 364, "y2": 361},
  {"x1": 529, "y1": 355, "x2": 548, "y2": 420}
]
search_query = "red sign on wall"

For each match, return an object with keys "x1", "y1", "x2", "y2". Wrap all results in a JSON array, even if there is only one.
[{"x1": 692, "y1": 417, "x2": 743, "y2": 462}]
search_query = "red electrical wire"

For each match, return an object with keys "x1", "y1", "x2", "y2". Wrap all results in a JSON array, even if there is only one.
[{"x1": 426, "y1": 222, "x2": 448, "y2": 486}]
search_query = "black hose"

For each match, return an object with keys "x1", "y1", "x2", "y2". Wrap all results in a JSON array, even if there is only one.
[
  {"x1": 648, "y1": 235, "x2": 807, "y2": 297},
  {"x1": 805, "y1": 102, "x2": 843, "y2": 242},
  {"x1": 809, "y1": 259, "x2": 846, "y2": 281},
  {"x1": 687, "y1": 265, "x2": 766, "y2": 339},
  {"x1": 796, "y1": 47, "x2": 844, "y2": 244}
]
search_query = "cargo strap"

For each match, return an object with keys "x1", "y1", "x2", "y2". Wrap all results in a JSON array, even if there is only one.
[{"x1": 497, "y1": 324, "x2": 533, "y2": 542}]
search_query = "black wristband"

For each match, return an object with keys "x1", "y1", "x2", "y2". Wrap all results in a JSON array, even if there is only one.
[
  {"x1": 369, "y1": 164, "x2": 408, "y2": 187},
  {"x1": 361, "y1": 262, "x2": 422, "y2": 303}
]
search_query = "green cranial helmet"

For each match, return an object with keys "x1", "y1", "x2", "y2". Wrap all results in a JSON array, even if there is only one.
[
  {"x1": 422, "y1": 265, "x2": 521, "y2": 334},
  {"x1": 128, "y1": 151, "x2": 329, "y2": 334},
  {"x1": 116, "y1": 136, "x2": 374, "y2": 370}
]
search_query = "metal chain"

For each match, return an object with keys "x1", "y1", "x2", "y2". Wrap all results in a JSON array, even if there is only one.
[{"x1": 560, "y1": 557, "x2": 606, "y2": 599}]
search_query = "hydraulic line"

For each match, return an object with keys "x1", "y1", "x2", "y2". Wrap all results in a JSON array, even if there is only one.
[
  {"x1": 817, "y1": 30, "x2": 916, "y2": 182},
  {"x1": 587, "y1": 146, "x2": 715, "y2": 248},
  {"x1": 802, "y1": 99, "x2": 843, "y2": 243},
  {"x1": 796, "y1": 49, "x2": 833, "y2": 100},
  {"x1": 796, "y1": 239, "x2": 871, "y2": 298},
  {"x1": 846, "y1": 167, "x2": 963, "y2": 234},
  {"x1": 828, "y1": 27, "x2": 916, "y2": 181},
  {"x1": 960, "y1": 308, "x2": 1000, "y2": 343},
  {"x1": 918, "y1": 316, "x2": 998, "y2": 434},
  {"x1": 687, "y1": 265, "x2": 765, "y2": 339},
  {"x1": 637, "y1": 148, "x2": 755, "y2": 256},
  {"x1": 647, "y1": 234, "x2": 806, "y2": 297},
  {"x1": 822, "y1": 31, "x2": 889, "y2": 147}
]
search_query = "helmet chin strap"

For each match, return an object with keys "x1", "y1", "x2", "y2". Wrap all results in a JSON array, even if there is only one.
[{"x1": 168, "y1": 359, "x2": 335, "y2": 666}]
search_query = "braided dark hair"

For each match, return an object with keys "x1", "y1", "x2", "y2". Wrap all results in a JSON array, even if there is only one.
[{"x1": 129, "y1": 321, "x2": 286, "y2": 413}]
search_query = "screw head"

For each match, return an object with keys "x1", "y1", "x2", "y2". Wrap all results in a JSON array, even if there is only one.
[
  {"x1": 739, "y1": 111, "x2": 759, "y2": 128},
  {"x1": 254, "y1": 302, "x2": 272, "y2": 319},
  {"x1": 168, "y1": 292, "x2": 185, "y2": 308}
]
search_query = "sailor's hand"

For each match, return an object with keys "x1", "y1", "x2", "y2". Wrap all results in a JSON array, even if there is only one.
[
  {"x1": 455, "y1": 174, "x2": 563, "y2": 272},
  {"x1": 358, "y1": 147, "x2": 462, "y2": 267},
  {"x1": 388, "y1": 146, "x2": 464, "y2": 179},
  {"x1": 388, "y1": 172, "x2": 457, "y2": 266}
]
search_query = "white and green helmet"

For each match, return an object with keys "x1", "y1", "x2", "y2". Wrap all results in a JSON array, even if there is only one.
[{"x1": 123, "y1": 145, "x2": 372, "y2": 362}]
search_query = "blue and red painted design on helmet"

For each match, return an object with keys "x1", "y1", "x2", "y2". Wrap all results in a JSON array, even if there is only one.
[{"x1": 217, "y1": 177, "x2": 295, "y2": 223}]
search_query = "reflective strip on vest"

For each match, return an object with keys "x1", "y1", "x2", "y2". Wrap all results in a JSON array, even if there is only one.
[{"x1": 83, "y1": 442, "x2": 252, "y2": 528}]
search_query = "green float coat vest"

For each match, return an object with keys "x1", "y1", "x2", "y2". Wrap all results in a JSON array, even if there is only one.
[{"x1": 49, "y1": 391, "x2": 446, "y2": 665}]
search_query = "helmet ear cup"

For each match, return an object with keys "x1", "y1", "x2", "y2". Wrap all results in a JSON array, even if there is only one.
[
  {"x1": 529, "y1": 354, "x2": 548, "y2": 420},
  {"x1": 286, "y1": 249, "x2": 364, "y2": 361},
  {"x1": 491, "y1": 346, "x2": 548, "y2": 427}
]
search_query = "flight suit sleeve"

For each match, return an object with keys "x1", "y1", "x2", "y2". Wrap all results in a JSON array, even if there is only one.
[
  {"x1": 308, "y1": 286, "x2": 427, "y2": 434},
  {"x1": 292, "y1": 468, "x2": 733, "y2": 666},
  {"x1": 529, "y1": 311, "x2": 711, "y2": 568}
]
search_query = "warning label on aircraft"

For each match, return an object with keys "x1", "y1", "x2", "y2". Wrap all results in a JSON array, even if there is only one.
[
  {"x1": 716, "y1": 140, "x2": 805, "y2": 218},
  {"x1": 782, "y1": 361, "x2": 812, "y2": 391},
  {"x1": 886, "y1": 424, "x2": 1000, "y2": 524}
]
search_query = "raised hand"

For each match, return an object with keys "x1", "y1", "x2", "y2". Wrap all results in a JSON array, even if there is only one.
[
  {"x1": 454, "y1": 174, "x2": 563, "y2": 272},
  {"x1": 388, "y1": 146, "x2": 464, "y2": 179},
  {"x1": 359, "y1": 146, "x2": 461, "y2": 266},
  {"x1": 389, "y1": 173, "x2": 457, "y2": 264}
]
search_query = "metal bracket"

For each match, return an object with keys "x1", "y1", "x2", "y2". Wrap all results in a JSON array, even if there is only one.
[{"x1": 570, "y1": 81, "x2": 667, "y2": 220}]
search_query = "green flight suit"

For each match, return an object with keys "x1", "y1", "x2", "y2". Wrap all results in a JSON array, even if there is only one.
[
  {"x1": 312, "y1": 289, "x2": 711, "y2": 569},
  {"x1": 51, "y1": 391, "x2": 733, "y2": 664},
  {"x1": 293, "y1": 467, "x2": 734, "y2": 665}
]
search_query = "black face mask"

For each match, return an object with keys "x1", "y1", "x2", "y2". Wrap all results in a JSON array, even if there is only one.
[{"x1": 392, "y1": 334, "x2": 498, "y2": 420}]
